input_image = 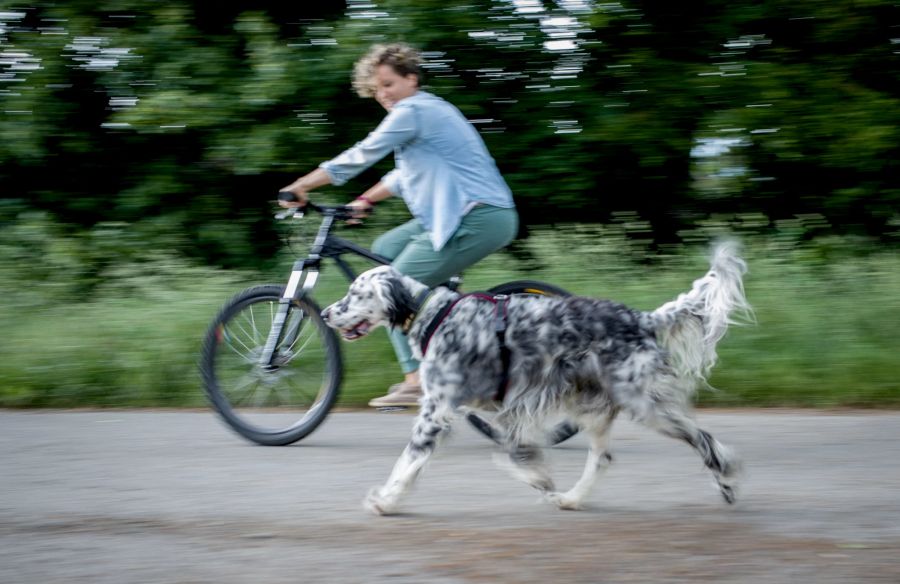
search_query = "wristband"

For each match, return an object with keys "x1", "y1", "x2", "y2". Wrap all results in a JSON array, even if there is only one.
[{"x1": 356, "y1": 194, "x2": 376, "y2": 206}]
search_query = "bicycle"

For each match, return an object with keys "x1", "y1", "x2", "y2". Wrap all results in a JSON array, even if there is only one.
[{"x1": 200, "y1": 196, "x2": 575, "y2": 446}]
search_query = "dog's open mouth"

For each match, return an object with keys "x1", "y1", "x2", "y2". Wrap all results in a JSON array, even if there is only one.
[{"x1": 341, "y1": 320, "x2": 371, "y2": 341}]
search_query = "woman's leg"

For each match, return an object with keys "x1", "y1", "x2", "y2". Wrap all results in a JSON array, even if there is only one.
[
  {"x1": 371, "y1": 219, "x2": 425, "y2": 262},
  {"x1": 391, "y1": 206, "x2": 519, "y2": 288},
  {"x1": 371, "y1": 221, "x2": 426, "y2": 390},
  {"x1": 369, "y1": 206, "x2": 518, "y2": 407}
]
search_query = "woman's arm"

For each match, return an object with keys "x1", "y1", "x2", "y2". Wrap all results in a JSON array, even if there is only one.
[
  {"x1": 280, "y1": 103, "x2": 414, "y2": 208},
  {"x1": 357, "y1": 181, "x2": 394, "y2": 205},
  {"x1": 279, "y1": 167, "x2": 332, "y2": 207},
  {"x1": 320, "y1": 105, "x2": 417, "y2": 186},
  {"x1": 347, "y1": 180, "x2": 394, "y2": 221}
]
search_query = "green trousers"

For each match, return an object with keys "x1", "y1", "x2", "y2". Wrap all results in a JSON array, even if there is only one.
[{"x1": 372, "y1": 205, "x2": 518, "y2": 373}]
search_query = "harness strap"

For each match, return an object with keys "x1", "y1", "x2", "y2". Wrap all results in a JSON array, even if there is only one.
[
  {"x1": 419, "y1": 292, "x2": 512, "y2": 402},
  {"x1": 402, "y1": 289, "x2": 434, "y2": 334},
  {"x1": 419, "y1": 298, "x2": 456, "y2": 355}
]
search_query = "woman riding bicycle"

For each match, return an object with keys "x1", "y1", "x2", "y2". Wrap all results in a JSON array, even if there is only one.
[{"x1": 280, "y1": 42, "x2": 518, "y2": 408}]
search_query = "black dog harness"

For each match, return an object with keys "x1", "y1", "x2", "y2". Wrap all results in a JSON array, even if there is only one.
[{"x1": 415, "y1": 292, "x2": 512, "y2": 402}]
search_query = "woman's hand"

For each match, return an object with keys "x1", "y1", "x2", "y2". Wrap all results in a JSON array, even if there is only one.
[
  {"x1": 345, "y1": 182, "x2": 391, "y2": 224},
  {"x1": 277, "y1": 183, "x2": 309, "y2": 208},
  {"x1": 278, "y1": 168, "x2": 332, "y2": 208},
  {"x1": 346, "y1": 198, "x2": 374, "y2": 224}
]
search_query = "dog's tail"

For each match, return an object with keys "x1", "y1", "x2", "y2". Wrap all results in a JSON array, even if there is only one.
[{"x1": 647, "y1": 240, "x2": 752, "y2": 387}]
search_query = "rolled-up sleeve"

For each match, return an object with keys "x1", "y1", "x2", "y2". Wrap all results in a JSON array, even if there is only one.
[
  {"x1": 380, "y1": 168, "x2": 404, "y2": 197},
  {"x1": 319, "y1": 104, "x2": 418, "y2": 186}
]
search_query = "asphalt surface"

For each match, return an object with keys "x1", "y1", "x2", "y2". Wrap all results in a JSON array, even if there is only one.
[{"x1": 2, "y1": 410, "x2": 899, "y2": 583}]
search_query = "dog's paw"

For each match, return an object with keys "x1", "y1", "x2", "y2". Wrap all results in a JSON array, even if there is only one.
[
  {"x1": 363, "y1": 486, "x2": 396, "y2": 516},
  {"x1": 714, "y1": 477, "x2": 739, "y2": 505},
  {"x1": 545, "y1": 491, "x2": 584, "y2": 511},
  {"x1": 492, "y1": 453, "x2": 555, "y2": 493},
  {"x1": 719, "y1": 483, "x2": 737, "y2": 505},
  {"x1": 715, "y1": 455, "x2": 742, "y2": 504}
]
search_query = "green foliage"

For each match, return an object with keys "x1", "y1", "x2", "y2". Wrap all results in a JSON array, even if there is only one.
[
  {"x1": 1, "y1": 2, "x2": 898, "y2": 409},
  {"x1": 2, "y1": 1, "x2": 898, "y2": 269},
  {"x1": 1, "y1": 215, "x2": 898, "y2": 408}
]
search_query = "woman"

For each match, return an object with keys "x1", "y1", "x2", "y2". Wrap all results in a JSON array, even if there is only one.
[{"x1": 280, "y1": 43, "x2": 518, "y2": 407}]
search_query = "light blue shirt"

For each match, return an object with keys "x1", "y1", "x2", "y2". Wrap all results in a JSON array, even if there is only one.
[{"x1": 319, "y1": 91, "x2": 514, "y2": 251}]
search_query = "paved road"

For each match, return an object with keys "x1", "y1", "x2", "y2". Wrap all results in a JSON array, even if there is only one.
[{"x1": 2, "y1": 410, "x2": 899, "y2": 583}]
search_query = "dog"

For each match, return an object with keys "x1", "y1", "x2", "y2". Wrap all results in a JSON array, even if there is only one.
[{"x1": 322, "y1": 242, "x2": 752, "y2": 515}]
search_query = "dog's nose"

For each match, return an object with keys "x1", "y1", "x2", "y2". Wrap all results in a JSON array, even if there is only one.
[{"x1": 321, "y1": 306, "x2": 332, "y2": 322}]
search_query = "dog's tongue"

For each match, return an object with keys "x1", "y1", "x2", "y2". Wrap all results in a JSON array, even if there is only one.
[{"x1": 344, "y1": 321, "x2": 370, "y2": 339}]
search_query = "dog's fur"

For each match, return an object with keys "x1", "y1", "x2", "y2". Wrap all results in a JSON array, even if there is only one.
[{"x1": 323, "y1": 242, "x2": 752, "y2": 515}]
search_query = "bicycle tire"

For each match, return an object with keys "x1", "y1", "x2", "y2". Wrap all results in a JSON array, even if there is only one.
[
  {"x1": 200, "y1": 285, "x2": 342, "y2": 446},
  {"x1": 487, "y1": 279, "x2": 572, "y2": 298},
  {"x1": 463, "y1": 279, "x2": 580, "y2": 446}
]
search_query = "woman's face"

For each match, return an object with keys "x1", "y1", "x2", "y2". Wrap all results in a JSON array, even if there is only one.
[{"x1": 373, "y1": 64, "x2": 418, "y2": 111}]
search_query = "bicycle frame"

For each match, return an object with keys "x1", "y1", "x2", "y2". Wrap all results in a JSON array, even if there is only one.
[
  {"x1": 260, "y1": 202, "x2": 469, "y2": 368},
  {"x1": 260, "y1": 205, "x2": 391, "y2": 368}
]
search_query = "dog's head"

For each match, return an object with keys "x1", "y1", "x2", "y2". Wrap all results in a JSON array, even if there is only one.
[{"x1": 322, "y1": 265, "x2": 425, "y2": 341}]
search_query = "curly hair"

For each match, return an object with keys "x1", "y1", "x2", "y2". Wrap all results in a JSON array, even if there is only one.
[{"x1": 352, "y1": 43, "x2": 424, "y2": 98}]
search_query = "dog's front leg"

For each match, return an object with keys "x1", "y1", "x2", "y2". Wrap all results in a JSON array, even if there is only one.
[
  {"x1": 365, "y1": 399, "x2": 449, "y2": 515},
  {"x1": 545, "y1": 412, "x2": 616, "y2": 510}
]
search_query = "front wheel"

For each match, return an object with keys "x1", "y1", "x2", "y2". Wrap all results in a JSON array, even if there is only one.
[
  {"x1": 200, "y1": 285, "x2": 342, "y2": 445},
  {"x1": 464, "y1": 279, "x2": 580, "y2": 446}
]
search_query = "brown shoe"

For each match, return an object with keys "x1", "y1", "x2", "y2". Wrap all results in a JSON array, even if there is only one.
[{"x1": 368, "y1": 382, "x2": 422, "y2": 408}]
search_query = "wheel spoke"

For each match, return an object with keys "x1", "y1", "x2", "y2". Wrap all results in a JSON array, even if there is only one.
[
  {"x1": 280, "y1": 371, "x2": 323, "y2": 405},
  {"x1": 283, "y1": 326, "x2": 319, "y2": 364},
  {"x1": 221, "y1": 325, "x2": 258, "y2": 363},
  {"x1": 248, "y1": 303, "x2": 260, "y2": 345},
  {"x1": 232, "y1": 312, "x2": 264, "y2": 353},
  {"x1": 228, "y1": 373, "x2": 265, "y2": 406},
  {"x1": 280, "y1": 309, "x2": 306, "y2": 350}
]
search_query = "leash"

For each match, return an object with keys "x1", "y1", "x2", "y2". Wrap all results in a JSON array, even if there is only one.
[{"x1": 418, "y1": 292, "x2": 512, "y2": 402}]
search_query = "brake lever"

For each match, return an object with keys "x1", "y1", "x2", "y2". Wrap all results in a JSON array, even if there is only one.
[{"x1": 275, "y1": 208, "x2": 304, "y2": 220}]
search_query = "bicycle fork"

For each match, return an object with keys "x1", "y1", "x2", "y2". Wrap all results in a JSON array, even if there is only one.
[
  {"x1": 258, "y1": 259, "x2": 321, "y2": 369},
  {"x1": 259, "y1": 210, "x2": 337, "y2": 368}
]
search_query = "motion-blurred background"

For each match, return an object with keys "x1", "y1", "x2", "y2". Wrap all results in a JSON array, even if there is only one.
[{"x1": 1, "y1": 1, "x2": 897, "y2": 408}]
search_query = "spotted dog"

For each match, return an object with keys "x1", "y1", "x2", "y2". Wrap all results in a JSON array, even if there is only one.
[{"x1": 322, "y1": 242, "x2": 752, "y2": 515}]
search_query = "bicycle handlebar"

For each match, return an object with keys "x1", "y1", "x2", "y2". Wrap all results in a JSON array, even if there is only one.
[{"x1": 276, "y1": 192, "x2": 359, "y2": 221}]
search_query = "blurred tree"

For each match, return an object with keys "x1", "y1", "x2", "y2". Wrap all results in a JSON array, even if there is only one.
[
  {"x1": 679, "y1": 0, "x2": 900, "y2": 235},
  {"x1": 1, "y1": 0, "x2": 897, "y2": 269}
]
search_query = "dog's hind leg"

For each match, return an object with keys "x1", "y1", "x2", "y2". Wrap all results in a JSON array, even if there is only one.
[
  {"x1": 642, "y1": 406, "x2": 742, "y2": 504},
  {"x1": 493, "y1": 442, "x2": 556, "y2": 494},
  {"x1": 364, "y1": 398, "x2": 452, "y2": 515},
  {"x1": 489, "y1": 407, "x2": 557, "y2": 493},
  {"x1": 465, "y1": 411, "x2": 503, "y2": 444},
  {"x1": 545, "y1": 411, "x2": 616, "y2": 510}
]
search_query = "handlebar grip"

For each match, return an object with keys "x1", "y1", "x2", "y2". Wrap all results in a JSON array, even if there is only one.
[{"x1": 278, "y1": 191, "x2": 300, "y2": 203}]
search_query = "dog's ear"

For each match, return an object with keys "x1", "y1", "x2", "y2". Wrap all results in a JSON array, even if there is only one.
[{"x1": 379, "y1": 272, "x2": 417, "y2": 328}]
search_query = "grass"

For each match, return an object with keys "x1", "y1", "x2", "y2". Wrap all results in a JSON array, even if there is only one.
[{"x1": 1, "y1": 221, "x2": 898, "y2": 409}]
